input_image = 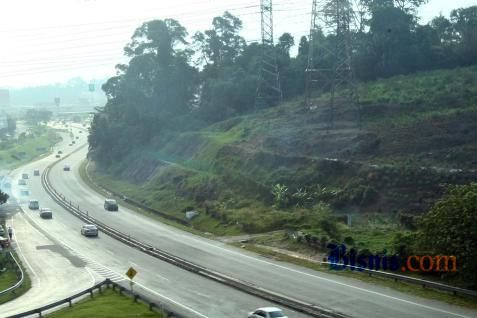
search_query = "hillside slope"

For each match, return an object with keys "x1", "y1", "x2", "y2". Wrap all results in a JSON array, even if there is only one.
[{"x1": 90, "y1": 66, "x2": 477, "y2": 235}]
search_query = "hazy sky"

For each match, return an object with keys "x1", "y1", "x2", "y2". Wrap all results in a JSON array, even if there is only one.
[{"x1": 0, "y1": 0, "x2": 475, "y2": 88}]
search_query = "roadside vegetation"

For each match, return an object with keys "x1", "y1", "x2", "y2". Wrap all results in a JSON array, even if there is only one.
[
  {"x1": 0, "y1": 251, "x2": 31, "y2": 305},
  {"x1": 46, "y1": 288, "x2": 164, "y2": 318},
  {"x1": 85, "y1": 1, "x2": 477, "y2": 291},
  {"x1": 0, "y1": 124, "x2": 60, "y2": 170}
]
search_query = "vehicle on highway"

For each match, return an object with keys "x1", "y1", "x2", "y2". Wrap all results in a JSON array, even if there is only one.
[
  {"x1": 18, "y1": 179, "x2": 26, "y2": 186},
  {"x1": 40, "y1": 208, "x2": 53, "y2": 219},
  {"x1": 248, "y1": 308, "x2": 287, "y2": 318},
  {"x1": 104, "y1": 199, "x2": 118, "y2": 211},
  {"x1": 63, "y1": 165, "x2": 71, "y2": 171},
  {"x1": 81, "y1": 224, "x2": 99, "y2": 237},
  {"x1": 0, "y1": 225, "x2": 5, "y2": 236},
  {"x1": 20, "y1": 189, "x2": 29, "y2": 196},
  {"x1": 22, "y1": 173, "x2": 28, "y2": 179},
  {"x1": 79, "y1": 130, "x2": 83, "y2": 133},
  {"x1": 0, "y1": 236, "x2": 9, "y2": 248},
  {"x1": 33, "y1": 169, "x2": 40, "y2": 176},
  {"x1": 76, "y1": 136, "x2": 79, "y2": 139},
  {"x1": 69, "y1": 143, "x2": 72, "y2": 146},
  {"x1": 28, "y1": 200, "x2": 40, "y2": 210},
  {"x1": 72, "y1": 140, "x2": 76, "y2": 144},
  {"x1": 58, "y1": 150, "x2": 63, "y2": 154}
]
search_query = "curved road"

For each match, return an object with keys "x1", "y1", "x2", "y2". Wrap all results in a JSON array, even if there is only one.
[
  {"x1": 2, "y1": 126, "x2": 309, "y2": 318},
  {"x1": 43, "y1": 124, "x2": 476, "y2": 318}
]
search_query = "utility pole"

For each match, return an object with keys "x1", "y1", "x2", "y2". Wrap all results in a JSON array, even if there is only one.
[
  {"x1": 305, "y1": 0, "x2": 361, "y2": 129},
  {"x1": 255, "y1": 0, "x2": 282, "y2": 111}
]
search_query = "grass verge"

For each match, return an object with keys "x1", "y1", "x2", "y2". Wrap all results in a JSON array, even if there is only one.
[
  {"x1": 0, "y1": 125, "x2": 61, "y2": 170},
  {"x1": 81, "y1": 160, "x2": 477, "y2": 309},
  {"x1": 0, "y1": 251, "x2": 32, "y2": 305},
  {"x1": 78, "y1": 160, "x2": 208, "y2": 238},
  {"x1": 46, "y1": 288, "x2": 164, "y2": 318}
]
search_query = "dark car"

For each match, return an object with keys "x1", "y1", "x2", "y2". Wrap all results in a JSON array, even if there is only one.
[{"x1": 104, "y1": 199, "x2": 118, "y2": 211}]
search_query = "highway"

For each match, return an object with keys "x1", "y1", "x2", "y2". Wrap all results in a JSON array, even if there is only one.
[
  {"x1": 2, "y1": 123, "x2": 476, "y2": 318},
  {"x1": 2, "y1": 127, "x2": 311, "y2": 318}
]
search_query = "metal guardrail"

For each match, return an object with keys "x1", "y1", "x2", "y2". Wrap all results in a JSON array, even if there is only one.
[
  {"x1": 83, "y1": 160, "x2": 189, "y2": 226},
  {"x1": 314, "y1": 261, "x2": 477, "y2": 298},
  {"x1": 83, "y1": 155, "x2": 477, "y2": 299},
  {"x1": 6, "y1": 279, "x2": 184, "y2": 318},
  {"x1": 41, "y1": 152, "x2": 349, "y2": 318},
  {"x1": 0, "y1": 252, "x2": 25, "y2": 297}
]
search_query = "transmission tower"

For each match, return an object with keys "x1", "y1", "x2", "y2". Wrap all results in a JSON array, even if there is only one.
[
  {"x1": 305, "y1": 0, "x2": 361, "y2": 129},
  {"x1": 255, "y1": 0, "x2": 282, "y2": 110}
]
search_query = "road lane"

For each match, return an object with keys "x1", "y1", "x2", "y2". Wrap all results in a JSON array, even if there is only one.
[
  {"x1": 45, "y1": 126, "x2": 477, "y2": 318},
  {"x1": 2, "y1": 128, "x2": 312, "y2": 318}
]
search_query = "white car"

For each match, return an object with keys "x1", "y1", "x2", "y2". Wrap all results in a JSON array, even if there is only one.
[
  {"x1": 81, "y1": 224, "x2": 98, "y2": 237},
  {"x1": 18, "y1": 179, "x2": 27, "y2": 186},
  {"x1": 248, "y1": 308, "x2": 287, "y2": 318}
]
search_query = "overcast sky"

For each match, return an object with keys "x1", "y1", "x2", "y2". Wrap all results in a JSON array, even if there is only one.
[{"x1": 0, "y1": 0, "x2": 475, "y2": 88}]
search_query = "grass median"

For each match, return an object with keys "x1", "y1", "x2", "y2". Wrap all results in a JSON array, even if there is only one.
[{"x1": 46, "y1": 288, "x2": 164, "y2": 318}]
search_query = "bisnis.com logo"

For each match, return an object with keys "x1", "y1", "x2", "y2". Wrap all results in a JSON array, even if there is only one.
[{"x1": 327, "y1": 244, "x2": 457, "y2": 273}]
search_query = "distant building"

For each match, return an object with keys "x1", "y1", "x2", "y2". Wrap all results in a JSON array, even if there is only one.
[
  {"x1": 0, "y1": 89, "x2": 10, "y2": 107},
  {"x1": 0, "y1": 115, "x2": 8, "y2": 130}
]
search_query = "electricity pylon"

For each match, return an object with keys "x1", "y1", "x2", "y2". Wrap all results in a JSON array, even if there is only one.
[
  {"x1": 255, "y1": 0, "x2": 283, "y2": 110},
  {"x1": 305, "y1": 0, "x2": 361, "y2": 129}
]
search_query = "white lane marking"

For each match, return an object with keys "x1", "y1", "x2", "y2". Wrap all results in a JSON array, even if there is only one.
[
  {"x1": 132, "y1": 279, "x2": 208, "y2": 318},
  {"x1": 165, "y1": 231, "x2": 473, "y2": 317},
  {"x1": 155, "y1": 273, "x2": 170, "y2": 282},
  {"x1": 9, "y1": 215, "x2": 41, "y2": 289},
  {"x1": 66, "y1": 152, "x2": 471, "y2": 317},
  {"x1": 25, "y1": 221, "x2": 208, "y2": 318},
  {"x1": 85, "y1": 267, "x2": 97, "y2": 286}
]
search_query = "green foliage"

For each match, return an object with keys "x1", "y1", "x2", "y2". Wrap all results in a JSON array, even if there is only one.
[
  {"x1": 418, "y1": 183, "x2": 477, "y2": 287},
  {"x1": 0, "y1": 191, "x2": 8, "y2": 205},
  {"x1": 271, "y1": 184, "x2": 288, "y2": 208},
  {"x1": 24, "y1": 109, "x2": 52, "y2": 125}
]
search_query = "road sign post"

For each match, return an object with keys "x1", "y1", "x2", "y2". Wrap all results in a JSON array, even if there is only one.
[{"x1": 126, "y1": 267, "x2": 137, "y2": 293}]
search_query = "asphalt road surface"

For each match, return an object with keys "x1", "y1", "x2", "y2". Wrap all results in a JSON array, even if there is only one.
[
  {"x1": 1, "y1": 123, "x2": 476, "y2": 318},
  {"x1": 1, "y1": 127, "x2": 311, "y2": 318}
]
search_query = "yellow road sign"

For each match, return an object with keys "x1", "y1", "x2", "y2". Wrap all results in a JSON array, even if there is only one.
[{"x1": 126, "y1": 267, "x2": 137, "y2": 280}]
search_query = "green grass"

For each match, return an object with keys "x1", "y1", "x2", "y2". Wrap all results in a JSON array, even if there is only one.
[
  {"x1": 236, "y1": 243, "x2": 477, "y2": 309},
  {"x1": 0, "y1": 125, "x2": 60, "y2": 169},
  {"x1": 47, "y1": 288, "x2": 164, "y2": 318},
  {"x1": 0, "y1": 252, "x2": 32, "y2": 305}
]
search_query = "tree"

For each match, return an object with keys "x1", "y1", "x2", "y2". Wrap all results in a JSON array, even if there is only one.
[
  {"x1": 0, "y1": 190, "x2": 8, "y2": 205},
  {"x1": 418, "y1": 183, "x2": 477, "y2": 287},
  {"x1": 25, "y1": 109, "x2": 52, "y2": 125},
  {"x1": 277, "y1": 33, "x2": 295, "y2": 55},
  {"x1": 193, "y1": 11, "x2": 245, "y2": 69},
  {"x1": 450, "y1": 6, "x2": 477, "y2": 65}
]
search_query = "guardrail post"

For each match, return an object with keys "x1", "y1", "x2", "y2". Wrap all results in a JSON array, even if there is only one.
[
  {"x1": 149, "y1": 302, "x2": 156, "y2": 311},
  {"x1": 98, "y1": 285, "x2": 102, "y2": 294},
  {"x1": 68, "y1": 298, "x2": 72, "y2": 307},
  {"x1": 89, "y1": 289, "x2": 94, "y2": 298}
]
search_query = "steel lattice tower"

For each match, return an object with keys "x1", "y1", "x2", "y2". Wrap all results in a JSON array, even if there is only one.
[
  {"x1": 305, "y1": 0, "x2": 361, "y2": 129},
  {"x1": 255, "y1": 0, "x2": 283, "y2": 110}
]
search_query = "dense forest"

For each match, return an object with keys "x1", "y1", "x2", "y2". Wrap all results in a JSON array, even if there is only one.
[{"x1": 89, "y1": 0, "x2": 477, "y2": 164}]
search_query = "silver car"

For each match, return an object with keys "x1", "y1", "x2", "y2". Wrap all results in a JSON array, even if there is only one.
[
  {"x1": 81, "y1": 224, "x2": 98, "y2": 237},
  {"x1": 248, "y1": 308, "x2": 287, "y2": 318}
]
